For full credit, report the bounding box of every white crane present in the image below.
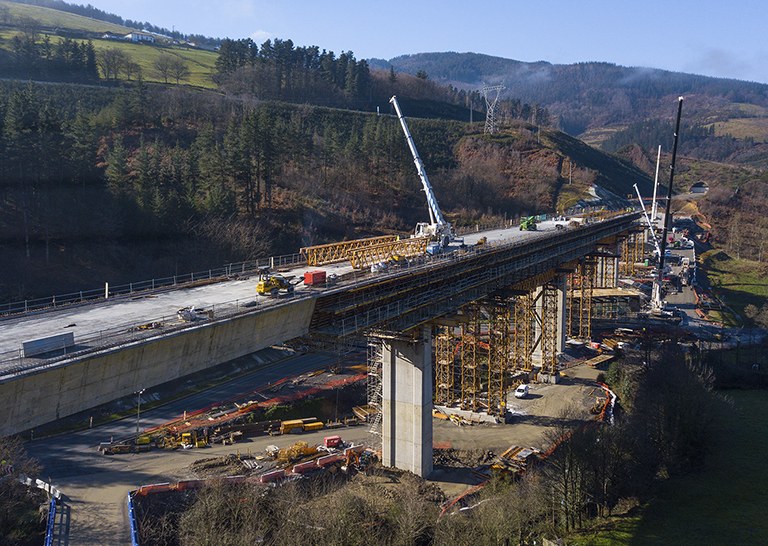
[634,183,665,310]
[389,95,454,247]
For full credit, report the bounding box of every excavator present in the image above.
[256,267,298,296]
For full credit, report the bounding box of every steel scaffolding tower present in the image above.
[603,255,617,288]
[578,258,597,340]
[541,282,559,376]
[488,300,512,416]
[434,327,456,406]
[460,307,484,411]
[514,291,535,372]
[366,337,383,445]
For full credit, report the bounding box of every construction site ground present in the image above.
[28,343,604,544]
[430,362,602,496]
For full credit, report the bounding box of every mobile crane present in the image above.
[390,95,456,248]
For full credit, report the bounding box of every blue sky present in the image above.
[82,0,768,84]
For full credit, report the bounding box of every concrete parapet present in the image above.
[0,299,316,437]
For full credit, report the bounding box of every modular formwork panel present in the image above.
[301,235,398,266]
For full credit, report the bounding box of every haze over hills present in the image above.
[371,52,768,161]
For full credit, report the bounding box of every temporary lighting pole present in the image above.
[136,388,145,437]
[651,145,662,221]
[655,97,684,310]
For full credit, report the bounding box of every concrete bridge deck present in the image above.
[0,214,640,436]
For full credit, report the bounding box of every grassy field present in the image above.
[571,389,768,545]
[701,250,768,320]
[709,117,768,143]
[631,390,768,544]
[0,0,130,33]
[0,1,218,88]
[82,38,218,88]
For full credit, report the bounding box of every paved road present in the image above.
[26,349,345,545]
[0,219,569,366]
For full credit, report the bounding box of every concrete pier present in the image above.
[381,328,433,477]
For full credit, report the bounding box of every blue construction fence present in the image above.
[127,491,140,546]
[44,496,57,546]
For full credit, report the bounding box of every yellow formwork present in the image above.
[301,235,398,266]
[347,237,429,269]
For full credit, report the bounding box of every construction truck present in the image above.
[390,95,458,248]
[256,267,297,296]
[519,216,538,231]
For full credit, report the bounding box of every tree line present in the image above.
[3,29,99,82]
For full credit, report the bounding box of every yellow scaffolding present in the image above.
[434,327,455,406]
[488,301,512,417]
[541,282,559,376]
[347,237,430,269]
[301,235,398,266]
[460,308,484,412]
[513,291,535,373]
[578,257,596,340]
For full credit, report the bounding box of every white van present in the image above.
[514,384,529,399]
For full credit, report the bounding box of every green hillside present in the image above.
[0,0,218,87]
[0,0,130,33]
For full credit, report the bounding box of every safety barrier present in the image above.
[127,492,140,546]
[44,496,57,546]
[0,253,305,319]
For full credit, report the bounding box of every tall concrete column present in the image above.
[381,327,433,477]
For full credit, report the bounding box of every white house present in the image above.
[124,32,155,44]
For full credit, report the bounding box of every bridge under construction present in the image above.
[0,212,644,477]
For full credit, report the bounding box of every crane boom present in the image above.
[389,95,451,242]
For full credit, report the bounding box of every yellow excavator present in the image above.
[256,267,298,296]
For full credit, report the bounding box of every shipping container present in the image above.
[323,435,342,448]
[303,421,324,432]
[304,270,326,285]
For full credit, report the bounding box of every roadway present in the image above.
[0,219,571,371]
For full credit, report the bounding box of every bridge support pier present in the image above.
[381,327,433,478]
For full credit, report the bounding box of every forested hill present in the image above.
[371,52,768,165]
[0,1,764,304]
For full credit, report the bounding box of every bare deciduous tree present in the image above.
[98,47,130,80]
